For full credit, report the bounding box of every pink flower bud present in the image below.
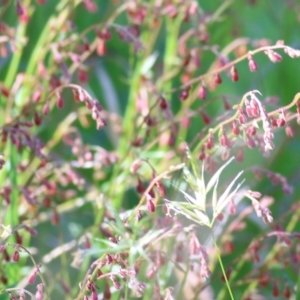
[198,85,206,100]
[266,49,282,63]
[206,133,214,150]
[248,56,258,72]
[12,248,20,262]
[78,68,88,83]
[147,198,156,213]
[179,87,190,101]
[42,102,50,116]
[33,90,41,103]
[28,267,38,284]
[16,0,24,16]
[36,283,44,300]
[285,124,294,137]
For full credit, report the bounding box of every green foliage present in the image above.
[1,0,300,299]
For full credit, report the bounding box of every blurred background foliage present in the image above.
[1,0,300,299]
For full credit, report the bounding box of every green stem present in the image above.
[213,231,235,300]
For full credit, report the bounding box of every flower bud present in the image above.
[179,87,190,101]
[214,73,222,85]
[248,54,258,72]
[198,84,206,100]
[230,66,239,82]
[266,49,282,63]
[34,111,42,126]
[200,110,211,125]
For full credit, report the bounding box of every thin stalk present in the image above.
[212,231,235,300]
[177,255,190,300]
[6,243,51,300]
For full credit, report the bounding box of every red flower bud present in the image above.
[159,97,168,109]
[283,284,291,299]
[214,73,222,85]
[12,249,20,262]
[223,97,231,110]
[272,280,280,297]
[34,111,42,126]
[200,110,211,125]
[198,147,205,161]
[147,198,156,213]
[230,66,239,82]
[179,87,190,101]
[78,68,88,83]
[56,93,64,109]
[232,120,240,135]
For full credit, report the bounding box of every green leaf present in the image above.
[215,173,244,216]
[206,157,235,194]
